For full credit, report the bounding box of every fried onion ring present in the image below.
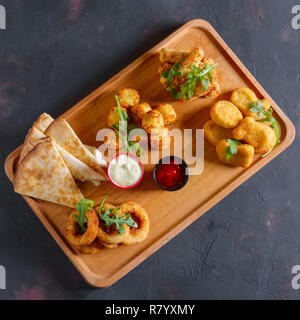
[97,203,129,245]
[75,238,103,255]
[66,209,99,247]
[120,201,149,245]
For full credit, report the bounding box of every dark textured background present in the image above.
[0,0,299,300]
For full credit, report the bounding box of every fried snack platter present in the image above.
[4,20,295,287]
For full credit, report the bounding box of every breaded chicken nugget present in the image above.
[155,103,177,126]
[210,100,243,128]
[149,128,171,150]
[142,110,164,134]
[107,106,128,128]
[181,47,204,74]
[216,139,254,168]
[232,117,277,154]
[203,120,232,146]
[118,88,140,108]
[129,102,152,123]
[159,48,190,64]
[196,57,220,98]
[230,87,258,117]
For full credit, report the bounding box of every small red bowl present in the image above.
[107,153,144,189]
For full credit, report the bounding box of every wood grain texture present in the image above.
[4,19,295,287]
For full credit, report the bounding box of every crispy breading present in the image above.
[141,110,164,134]
[129,102,152,123]
[210,100,243,128]
[203,120,232,146]
[159,48,190,64]
[149,128,171,150]
[230,87,258,117]
[216,139,254,168]
[107,106,128,128]
[232,117,277,154]
[155,103,177,126]
[118,88,140,108]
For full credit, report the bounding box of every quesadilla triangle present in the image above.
[14,139,83,208]
[45,118,107,181]
[33,113,54,133]
[56,144,104,184]
[18,113,54,166]
[19,127,46,164]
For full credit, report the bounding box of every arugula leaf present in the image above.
[225,139,242,160]
[162,62,183,89]
[73,198,95,234]
[112,96,143,156]
[99,204,138,235]
[115,95,128,122]
[249,100,280,145]
[179,63,217,100]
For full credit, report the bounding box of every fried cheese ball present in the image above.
[232,117,277,154]
[203,120,232,146]
[155,103,177,126]
[66,209,99,247]
[149,128,171,150]
[129,102,152,123]
[216,139,254,168]
[210,100,243,128]
[120,201,150,245]
[118,88,140,108]
[107,106,128,128]
[141,110,164,134]
[97,203,129,245]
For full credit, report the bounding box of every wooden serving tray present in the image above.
[4,20,295,287]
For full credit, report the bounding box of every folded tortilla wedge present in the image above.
[56,144,104,184]
[18,113,54,165]
[45,118,107,181]
[33,113,54,133]
[14,139,83,208]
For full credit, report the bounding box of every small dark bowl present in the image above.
[153,156,189,191]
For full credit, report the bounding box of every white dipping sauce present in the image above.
[108,154,142,187]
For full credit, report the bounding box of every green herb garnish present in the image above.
[249,99,280,145]
[162,62,217,100]
[112,95,143,156]
[225,139,242,160]
[98,195,138,235]
[73,198,95,234]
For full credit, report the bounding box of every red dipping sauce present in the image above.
[154,159,187,190]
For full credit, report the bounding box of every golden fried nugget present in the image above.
[210,100,243,128]
[159,48,190,64]
[107,106,128,128]
[261,99,271,112]
[230,87,258,117]
[118,88,140,108]
[149,128,171,150]
[129,102,152,123]
[232,117,277,154]
[141,110,164,134]
[216,139,254,168]
[155,103,177,126]
[203,120,232,146]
